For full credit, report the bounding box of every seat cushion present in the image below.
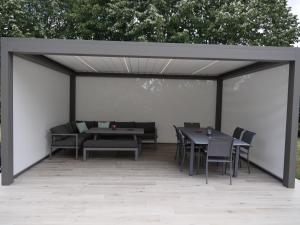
[52,136,86,147]
[83,140,138,148]
[135,122,155,133]
[140,133,156,139]
[78,133,93,139]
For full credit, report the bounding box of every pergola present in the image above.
[1,38,299,188]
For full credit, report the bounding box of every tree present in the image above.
[0,0,299,46]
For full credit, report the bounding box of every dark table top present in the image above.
[86,127,144,135]
[178,127,249,146]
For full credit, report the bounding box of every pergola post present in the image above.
[1,39,14,185]
[215,78,223,131]
[283,59,300,188]
[70,75,76,121]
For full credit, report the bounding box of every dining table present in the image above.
[178,127,250,177]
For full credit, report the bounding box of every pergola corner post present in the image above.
[215,78,223,131]
[283,57,300,188]
[1,38,14,185]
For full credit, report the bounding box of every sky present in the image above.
[288,0,300,46]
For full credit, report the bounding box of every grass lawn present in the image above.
[297,139,300,179]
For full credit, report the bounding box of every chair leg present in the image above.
[50,147,52,159]
[197,153,201,174]
[135,149,138,161]
[180,151,186,172]
[229,162,232,185]
[83,149,86,161]
[222,162,225,175]
[75,146,78,160]
[206,160,208,184]
[247,153,251,174]
[175,143,179,160]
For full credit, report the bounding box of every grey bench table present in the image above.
[83,139,139,160]
[178,127,249,177]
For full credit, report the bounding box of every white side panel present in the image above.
[222,65,289,178]
[13,56,70,175]
[76,77,216,142]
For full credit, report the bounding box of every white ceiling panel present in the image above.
[195,61,255,75]
[45,55,256,76]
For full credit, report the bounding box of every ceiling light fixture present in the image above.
[123,57,130,73]
[160,59,173,74]
[192,60,219,75]
[75,56,98,72]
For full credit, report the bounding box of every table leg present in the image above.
[93,134,97,140]
[189,142,195,176]
[234,146,240,177]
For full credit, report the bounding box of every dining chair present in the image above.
[239,130,256,174]
[173,125,181,161]
[184,122,200,128]
[232,127,244,139]
[205,136,234,185]
[177,130,201,172]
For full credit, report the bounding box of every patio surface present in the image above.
[1,144,300,225]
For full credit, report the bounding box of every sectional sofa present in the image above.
[50,121,157,159]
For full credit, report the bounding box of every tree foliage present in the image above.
[0,0,299,46]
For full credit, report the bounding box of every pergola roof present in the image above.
[45,55,255,76]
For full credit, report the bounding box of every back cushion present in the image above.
[135,122,155,133]
[77,121,96,129]
[113,122,135,128]
[76,122,88,133]
[98,121,110,128]
[50,124,70,134]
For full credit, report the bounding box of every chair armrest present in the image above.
[51,133,77,137]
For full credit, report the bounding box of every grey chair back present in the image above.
[173,125,180,141]
[177,130,186,149]
[241,130,256,150]
[207,137,233,159]
[232,127,244,139]
[184,122,200,128]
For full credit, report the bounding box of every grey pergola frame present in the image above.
[1,37,299,188]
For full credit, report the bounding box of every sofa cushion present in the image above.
[70,121,78,133]
[65,123,76,133]
[83,139,138,148]
[76,121,96,129]
[98,121,110,128]
[52,136,86,147]
[76,122,88,133]
[140,133,156,139]
[50,124,71,134]
[135,122,155,133]
[112,122,135,128]
[78,133,93,139]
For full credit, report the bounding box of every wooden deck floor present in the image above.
[1,144,300,225]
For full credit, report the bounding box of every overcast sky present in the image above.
[288,0,300,46]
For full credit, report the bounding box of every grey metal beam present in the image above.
[283,60,300,188]
[3,38,296,61]
[219,62,288,80]
[215,79,223,131]
[1,39,14,185]
[15,54,75,75]
[77,72,217,80]
[70,75,76,121]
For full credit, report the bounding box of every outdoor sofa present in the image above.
[50,121,157,159]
